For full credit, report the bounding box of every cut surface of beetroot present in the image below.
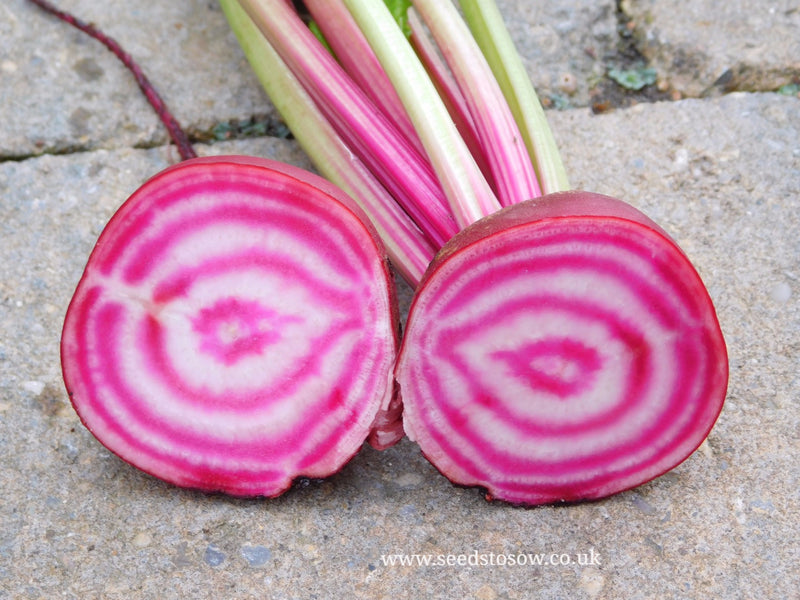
[396,191,728,505]
[61,156,399,496]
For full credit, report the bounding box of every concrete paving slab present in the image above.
[622,0,800,96]
[2,91,798,598]
[492,0,619,106]
[1,0,276,158]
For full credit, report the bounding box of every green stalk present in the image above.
[459,0,570,194]
[342,0,501,229]
[220,0,435,285]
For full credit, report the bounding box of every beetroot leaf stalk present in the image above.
[302,0,425,156]
[459,0,570,194]
[220,0,435,285]
[406,8,496,191]
[237,0,460,247]
[409,0,541,205]
[341,0,502,227]
[39,0,405,495]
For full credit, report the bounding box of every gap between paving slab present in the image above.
[621,0,800,97]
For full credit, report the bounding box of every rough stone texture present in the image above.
[622,0,800,96]
[492,0,619,107]
[1,1,799,599]
[1,0,275,158]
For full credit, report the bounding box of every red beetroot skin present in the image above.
[61,156,401,497]
[396,191,728,506]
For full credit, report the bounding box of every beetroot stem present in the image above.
[239,0,459,246]
[411,0,541,206]
[220,0,435,285]
[459,0,569,194]
[27,0,197,161]
[303,0,425,156]
[407,9,495,193]
[342,0,501,228]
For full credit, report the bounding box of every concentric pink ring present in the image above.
[397,200,727,505]
[62,157,397,496]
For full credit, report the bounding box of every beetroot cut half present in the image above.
[61,155,401,497]
[396,191,728,506]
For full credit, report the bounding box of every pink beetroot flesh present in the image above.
[396,191,728,505]
[61,156,400,496]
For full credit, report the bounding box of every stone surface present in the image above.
[622,0,800,96]
[1,0,275,158]
[492,0,619,107]
[1,1,799,599]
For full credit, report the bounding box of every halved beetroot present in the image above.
[396,191,728,505]
[61,156,400,496]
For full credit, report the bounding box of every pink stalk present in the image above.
[221,0,435,285]
[303,0,425,156]
[459,0,570,193]
[410,0,541,205]
[407,9,495,192]
[239,0,458,247]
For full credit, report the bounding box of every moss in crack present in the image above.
[608,66,657,91]
[588,1,672,113]
[777,82,800,98]
[195,116,294,144]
